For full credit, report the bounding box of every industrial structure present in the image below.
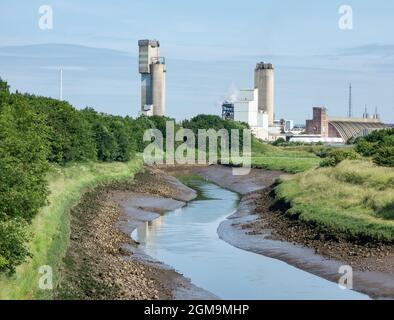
[255,62,275,125]
[222,101,234,120]
[305,107,388,143]
[221,62,276,141]
[221,65,388,144]
[138,40,166,116]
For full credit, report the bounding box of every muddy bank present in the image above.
[165,165,394,299]
[56,168,216,300]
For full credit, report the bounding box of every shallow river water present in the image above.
[132,180,369,300]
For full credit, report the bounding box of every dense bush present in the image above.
[0,81,50,273]
[355,129,394,159]
[320,149,360,167]
[355,139,375,157]
[373,146,394,167]
[0,219,31,274]
[271,137,286,146]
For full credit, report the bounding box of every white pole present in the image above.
[59,68,63,101]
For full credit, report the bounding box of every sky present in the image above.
[0,0,393,123]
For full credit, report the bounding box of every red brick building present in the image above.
[306,107,387,142]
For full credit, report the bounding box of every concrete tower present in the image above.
[138,40,166,116]
[254,62,275,125]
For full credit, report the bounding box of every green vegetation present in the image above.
[3,73,393,300]
[319,149,360,167]
[276,160,394,243]
[374,146,394,167]
[354,128,394,167]
[250,140,321,173]
[0,160,142,300]
[0,77,155,274]
[185,118,322,173]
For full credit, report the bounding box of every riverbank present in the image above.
[0,160,142,300]
[56,168,217,300]
[164,165,394,299]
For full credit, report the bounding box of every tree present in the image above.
[0,98,49,273]
[0,78,10,93]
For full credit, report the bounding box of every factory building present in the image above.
[222,62,276,141]
[305,107,388,143]
[233,89,269,140]
[138,40,166,116]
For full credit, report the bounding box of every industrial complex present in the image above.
[221,62,388,143]
[137,39,388,144]
[302,107,388,143]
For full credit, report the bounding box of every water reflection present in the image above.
[132,180,369,300]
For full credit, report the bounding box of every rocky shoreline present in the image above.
[56,168,217,300]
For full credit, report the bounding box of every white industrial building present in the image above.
[233,89,269,140]
[223,62,279,141]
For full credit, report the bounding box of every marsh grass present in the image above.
[250,140,321,173]
[276,160,394,242]
[0,159,142,300]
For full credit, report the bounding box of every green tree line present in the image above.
[0,78,251,274]
[0,78,163,273]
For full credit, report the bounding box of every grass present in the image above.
[275,160,394,243]
[222,140,321,174]
[0,158,142,300]
[250,140,321,173]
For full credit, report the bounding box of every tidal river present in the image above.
[132,180,369,300]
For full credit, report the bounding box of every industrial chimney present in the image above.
[255,62,275,125]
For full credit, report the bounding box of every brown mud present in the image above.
[164,165,394,300]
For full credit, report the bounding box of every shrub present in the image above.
[320,149,360,167]
[0,219,31,274]
[272,137,286,146]
[373,146,394,167]
[354,128,394,162]
[355,139,376,157]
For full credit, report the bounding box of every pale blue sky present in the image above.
[0,0,393,123]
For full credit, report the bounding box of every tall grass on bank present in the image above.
[276,160,394,243]
[250,140,321,173]
[0,159,142,300]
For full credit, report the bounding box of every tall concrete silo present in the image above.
[138,40,166,116]
[151,60,166,116]
[254,62,275,125]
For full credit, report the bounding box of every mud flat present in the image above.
[167,165,393,300]
[57,164,393,300]
[56,168,217,300]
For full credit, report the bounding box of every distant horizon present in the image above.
[1,0,394,124]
